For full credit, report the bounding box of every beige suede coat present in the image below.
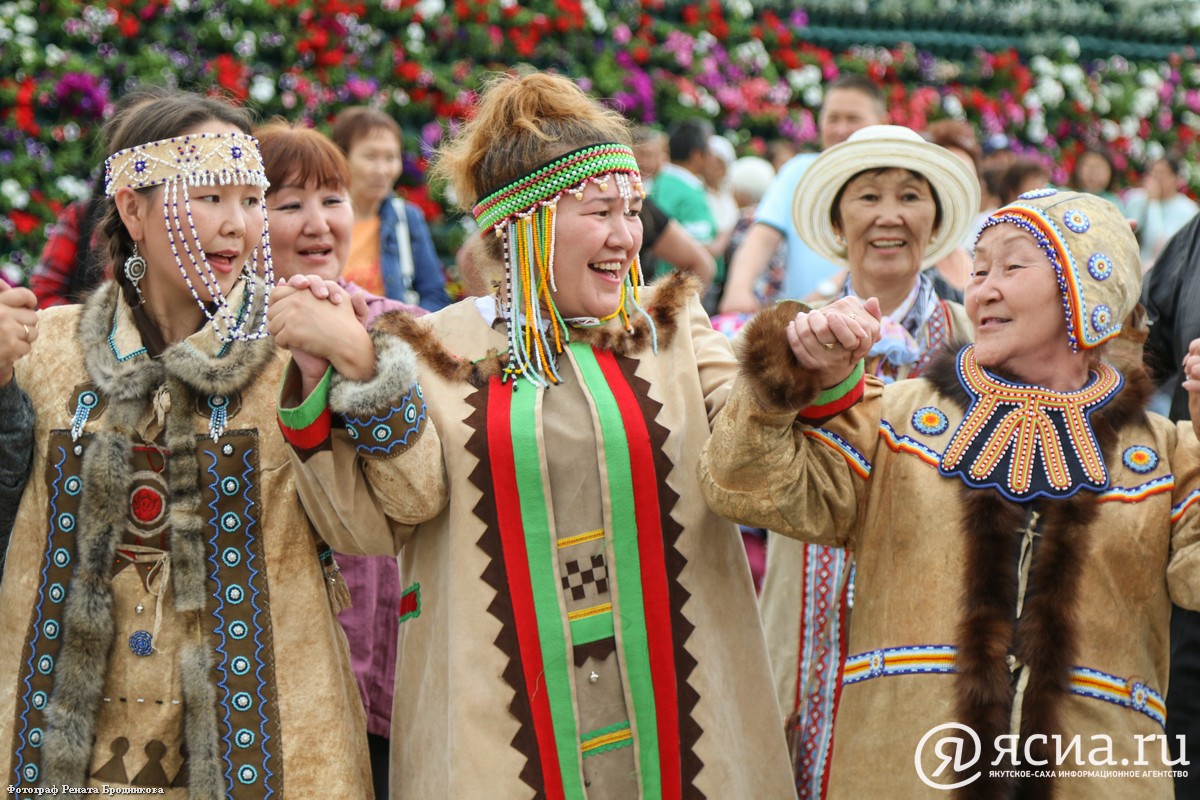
[700,301,1200,799]
[290,273,796,799]
[0,283,371,798]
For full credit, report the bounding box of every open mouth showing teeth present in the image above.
[589,262,622,273]
[207,252,236,268]
[300,248,332,257]
[870,240,907,249]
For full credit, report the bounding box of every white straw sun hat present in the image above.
[792,124,981,268]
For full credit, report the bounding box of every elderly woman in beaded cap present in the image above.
[273,69,793,798]
[0,89,428,798]
[701,188,1200,799]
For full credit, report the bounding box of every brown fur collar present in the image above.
[735,300,823,413]
[926,347,1152,800]
[371,270,698,385]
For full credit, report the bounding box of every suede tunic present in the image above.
[289,273,796,799]
[0,283,372,798]
[701,303,1200,799]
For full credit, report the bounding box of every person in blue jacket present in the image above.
[331,106,451,311]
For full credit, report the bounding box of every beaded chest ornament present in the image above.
[472,143,650,387]
[104,131,274,343]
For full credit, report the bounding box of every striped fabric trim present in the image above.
[843,645,1167,729]
[558,529,604,548]
[569,607,615,646]
[843,645,956,685]
[799,362,866,424]
[486,377,576,800]
[802,428,871,479]
[1172,487,1200,523]
[581,721,634,758]
[576,344,680,798]
[1097,475,1174,504]
[1071,667,1167,728]
[567,602,612,622]
[879,420,941,468]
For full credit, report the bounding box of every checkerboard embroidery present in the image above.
[561,554,609,601]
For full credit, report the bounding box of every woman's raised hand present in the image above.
[786,296,882,387]
[1183,338,1200,438]
[0,284,39,387]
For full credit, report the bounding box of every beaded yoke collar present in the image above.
[938,345,1123,501]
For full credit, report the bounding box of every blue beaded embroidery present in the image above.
[1092,305,1112,332]
[1087,253,1113,281]
[1063,209,1090,233]
[1019,188,1058,199]
[129,630,154,657]
[912,407,949,436]
[1123,445,1159,474]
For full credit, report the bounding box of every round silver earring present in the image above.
[124,243,147,305]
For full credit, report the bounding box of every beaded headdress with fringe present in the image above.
[472,142,650,387]
[104,131,273,343]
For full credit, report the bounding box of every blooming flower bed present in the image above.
[1,0,1198,284]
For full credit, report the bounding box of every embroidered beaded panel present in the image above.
[198,429,283,798]
[10,431,90,792]
[9,429,283,798]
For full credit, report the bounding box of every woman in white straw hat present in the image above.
[701,188,1200,797]
[754,123,980,797]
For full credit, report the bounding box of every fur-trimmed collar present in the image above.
[372,270,698,386]
[925,345,1152,800]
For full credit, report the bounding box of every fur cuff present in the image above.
[330,329,419,418]
[736,300,824,414]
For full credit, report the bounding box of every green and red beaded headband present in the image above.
[472,143,642,233]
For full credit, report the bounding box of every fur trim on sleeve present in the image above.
[736,300,824,414]
[329,329,420,417]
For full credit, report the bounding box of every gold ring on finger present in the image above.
[823,342,835,350]
[21,324,29,342]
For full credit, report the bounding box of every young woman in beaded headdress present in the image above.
[0,90,416,798]
[701,189,1200,799]
[271,70,794,798]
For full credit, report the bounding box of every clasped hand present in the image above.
[0,283,39,388]
[268,275,376,395]
[786,296,882,387]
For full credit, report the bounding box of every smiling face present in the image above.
[967,223,1083,387]
[125,121,265,312]
[545,180,644,320]
[266,175,353,282]
[834,168,938,299]
[346,127,403,213]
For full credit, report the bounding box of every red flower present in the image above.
[9,210,41,236]
[209,54,249,101]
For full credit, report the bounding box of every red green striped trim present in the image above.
[277,366,333,449]
[576,344,680,798]
[799,361,865,424]
[486,377,576,800]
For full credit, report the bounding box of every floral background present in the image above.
[2,0,1199,285]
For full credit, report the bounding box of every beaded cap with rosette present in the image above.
[103,131,274,343]
[470,143,651,388]
[977,189,1139,352]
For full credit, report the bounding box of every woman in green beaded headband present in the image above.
[282,70,797,797]
[433,72,652,387]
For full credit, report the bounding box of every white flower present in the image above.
[1030,54,1054,76]
[1138,68,1163,89]
[1026,115,1047,145]
[726,0,753,17]
[55,175,91,201]
[13,13,34,35]
[1035,78,1064,107]
[1061,36,1080,59]
[1131,87,1158,118]
[415,0,444,17]
[1100,119,1120,141]
[1146,140,1165,161]
[250,74,275,104]
[1120,116,1140,139]
[787,65,822,91]
[2,178,30,209]
[803,85,823,107]
[44,43,66,66]
[942,94,964,119]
